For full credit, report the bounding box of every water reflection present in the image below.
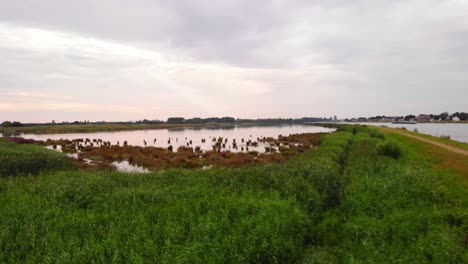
[111,161,149,173]
[16,124,335,152]
[1,131,22,137]
[46,145,93,164]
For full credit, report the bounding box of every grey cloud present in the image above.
[0,0,467,121]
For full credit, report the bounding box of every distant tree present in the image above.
[185,118,203,124]
[404,115,416,121]
[1,121,23,127]
[1,121,12,127]
[439,112,449,120]
[452,112,468,121]
[167,117,185,124]
[220,117,236,123]
[11,121,23,127]
[135,119,163,124]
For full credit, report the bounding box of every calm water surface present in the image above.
[13,124,335,152]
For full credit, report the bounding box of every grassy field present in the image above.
[0,126,466,263]
[0,138,71,176]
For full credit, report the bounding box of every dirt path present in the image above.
[379,127,468,156]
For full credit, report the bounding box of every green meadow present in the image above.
[0,125,466,263]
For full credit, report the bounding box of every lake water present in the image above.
[351,122,468,143]
[10,124,335,152]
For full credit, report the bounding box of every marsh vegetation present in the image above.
[0,125,466,263]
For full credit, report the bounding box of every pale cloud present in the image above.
[0,102,167,113]
[0,0,467,122]
[0,23,279,121]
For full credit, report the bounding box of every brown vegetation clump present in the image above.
[41,132,326,172]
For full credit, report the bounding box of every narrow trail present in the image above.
[379,127,468,156]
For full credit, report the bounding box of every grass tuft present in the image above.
[0,138,70,177]
[377,139,403,159]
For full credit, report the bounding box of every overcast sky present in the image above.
[0,0,467,122]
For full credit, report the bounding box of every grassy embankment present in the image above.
[381,125,468,151]
[0,125,466,263]
[302,125,467,263]
[0,139,70,176]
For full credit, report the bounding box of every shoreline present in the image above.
[0,122,320,135]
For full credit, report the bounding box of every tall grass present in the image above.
[304,131,466,263]
[376,139,402,159]
[0,132,352,263]
[0,138,70,177]
[0,127,466,263]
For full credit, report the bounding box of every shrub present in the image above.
[1,121,12,127]
[440,135,451,140]
[376,140,402,159]
[368,129,385,139]
[0,139,69,176]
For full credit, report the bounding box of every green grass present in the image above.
[383,132,468,206]
[379,126,468,151]
[376,139,402,159]
[0,138,70,177]
[0,126,466,263]
[0,133,352,263]
[302,130,467,263]
[0,171,310,263]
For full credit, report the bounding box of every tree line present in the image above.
[1,116,334,127]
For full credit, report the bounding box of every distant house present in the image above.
[384,116,400,122]
[452,116,461,122]
[416,114,431,122]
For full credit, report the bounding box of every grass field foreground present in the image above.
[0,126,466,263]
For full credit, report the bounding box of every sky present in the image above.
[0,0,467,122]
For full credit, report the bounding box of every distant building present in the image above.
[452,116,461,122]
[333,115,337,121]
[383,116,400,122]
[416,114,431,122]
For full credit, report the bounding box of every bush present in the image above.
[368,129,385,139]
[377,140,402,159]
[1,121,22,127]
[1,121,12,127]
[440,135,451,140]
[0,139,69,176]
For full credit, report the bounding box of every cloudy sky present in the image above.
[0,0,467,122]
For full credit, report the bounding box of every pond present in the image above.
[11,124,335,153]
